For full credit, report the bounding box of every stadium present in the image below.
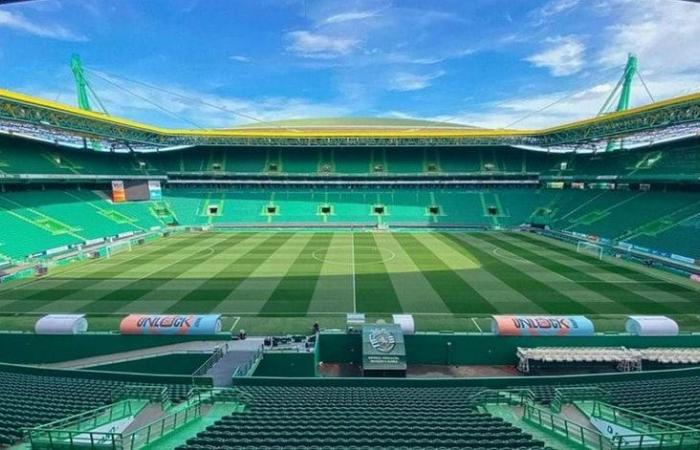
[1,1,700,449]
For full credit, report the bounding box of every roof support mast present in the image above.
[599,54,640,152]
[70,54,109,151]
[71,54,92,111]
[616,54,637,113]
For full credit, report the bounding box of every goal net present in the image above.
[576,241,604,259]
[105,240,132,258]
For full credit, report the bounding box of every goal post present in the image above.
[105,240,132,258]
[576,240,604,260]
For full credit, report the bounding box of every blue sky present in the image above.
[1,0,699,129]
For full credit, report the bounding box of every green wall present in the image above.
[235,365,700,388]
[85,353,211,375]
[0,333,225,364]
[318,332,362,363]
[319,332,700,366]
[253,351,317,377]
[0,361,211,385]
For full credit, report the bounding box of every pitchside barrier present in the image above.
[541,230,700,279]
[316,332,700,367]
[0,333,224,365]
[0,228,189,285]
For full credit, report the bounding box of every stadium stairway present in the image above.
[482,404,570,450]
[19,387,243,450]
[513,373,700,429]
[205,339,264,387]
[0,370,194,448]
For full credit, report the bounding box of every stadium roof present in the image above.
[1,87,699,152]
[233,117,477,130]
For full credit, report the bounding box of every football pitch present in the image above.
[0,230,699,334]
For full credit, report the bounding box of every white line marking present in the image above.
[351,233,357,313]
[491,247,533,264]
[0,234,178,293]
[230,316,241,332]
[471,317,483,333]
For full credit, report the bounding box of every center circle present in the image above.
[311,246,396,266]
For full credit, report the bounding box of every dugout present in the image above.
[35,314,88,335]
[625,316,679,336]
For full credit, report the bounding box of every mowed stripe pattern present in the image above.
[0,231,696,316]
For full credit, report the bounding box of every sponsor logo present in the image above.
[671,254,695,264]
[369,328,397,353]
[511,317,575,330]
[136,315,193,329]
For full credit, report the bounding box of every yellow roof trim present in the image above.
[1,87,699,140]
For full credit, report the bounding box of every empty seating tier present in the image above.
[177,385,550,450]
[0,370,192,447]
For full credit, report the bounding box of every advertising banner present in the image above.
[120,314,222,335]
[670,254,695,265]
[46,245,70,256]
[84,238,105,247]
[617,242,633,251]
[147,180,162,200]
[491,315,595,336]
[111,180,126,203]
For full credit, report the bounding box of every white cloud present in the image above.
[596,0,700,75]
[285,31,360,59]
[538,0,580,17]
[385,53,444,65]
[38,75,352,128]
[0,10,87,41]
[388,70,445,92]
[229,55,251,63]
[323,10,379,25]
[427,69,700,130]
[526,36,585,76]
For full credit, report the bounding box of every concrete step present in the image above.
[207,351,255,387]
[122,403,166,435]
[560,403,596,429]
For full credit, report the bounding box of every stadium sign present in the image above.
[120,314,222,335]
[369,328,397,353]
[491,315,595,336]
[362,324,407,375]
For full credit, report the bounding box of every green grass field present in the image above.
[0,230,698,334]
